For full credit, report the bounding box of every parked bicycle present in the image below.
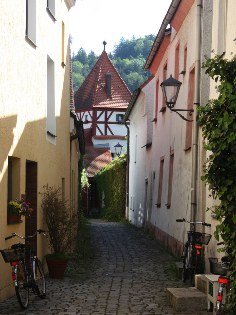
[176,218,212,283]
[0,229,46,309]
[209,242,230,314]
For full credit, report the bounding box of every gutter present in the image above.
[144,0,181,70]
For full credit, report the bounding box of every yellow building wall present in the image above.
[0,0,77,301]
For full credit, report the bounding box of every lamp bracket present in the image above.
[170,108,194,122]
[171,108,194,112]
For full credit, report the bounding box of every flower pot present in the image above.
[46,258,68,279]
[7,213,21,224]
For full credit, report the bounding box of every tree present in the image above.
[125,72,144,92]
[198,53,236,314]
[73,48,88,64]
[87,51,97,68]
[73,72,85,92]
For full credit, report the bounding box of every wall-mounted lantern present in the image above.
[161,75,194,121]
[114,142,123,156]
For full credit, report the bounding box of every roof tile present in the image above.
[74,51,131,111]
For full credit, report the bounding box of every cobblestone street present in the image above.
[0,220,210,315]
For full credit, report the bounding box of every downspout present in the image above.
[191,0,202,222]
[124,120,130,220]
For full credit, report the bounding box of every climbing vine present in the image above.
[198,53,236,313]
[95,154,127,221]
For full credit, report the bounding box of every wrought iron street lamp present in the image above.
[114,142,123,156]
[161,75,194,122]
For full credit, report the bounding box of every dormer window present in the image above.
[105,73,111,97]
[116,114,124,123]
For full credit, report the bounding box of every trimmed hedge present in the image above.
[95,154,127,221]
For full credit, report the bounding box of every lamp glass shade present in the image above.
[161,75,182,109]
[114,142,123,155]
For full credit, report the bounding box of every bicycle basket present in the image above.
[209,258,229,275]
[187,231,212,245]
[0,248,25,263]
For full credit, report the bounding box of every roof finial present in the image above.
[103,41,107,51]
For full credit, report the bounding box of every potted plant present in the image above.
[8,199,33,224]
[40,185,77,279]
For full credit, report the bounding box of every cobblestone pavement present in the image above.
[0,220,211,315]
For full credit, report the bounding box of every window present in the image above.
[47,56,56,139]
[217,0,227,54]
[116,114,124,123]
[62,177,65,201]
[47,0,56,19]
[26,0,36,45]
[185,67,195,150]
[167,150,174,208]
[134,135,137,163]
[7,157,20,224]
[61,21,66,67]
[153,79,159,122]
[156,157,164,207]
[183,45,187,74]
[160,63,167,112]
[175,43,180,80]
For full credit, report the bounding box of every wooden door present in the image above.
[25,161,38,254]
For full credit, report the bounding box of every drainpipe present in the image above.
[191,0,202,222]
[124,120,130,220]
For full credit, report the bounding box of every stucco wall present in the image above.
[0,0,76,301]
[128,79,154,227]
[146,3,196,249]
[128,0,236,264]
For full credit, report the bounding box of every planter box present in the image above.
[7,214,21,224]
[46,258,68,279]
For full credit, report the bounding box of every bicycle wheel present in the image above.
[14,261,29,309]
[34,258,46,298]
[194,252,203,274]
[182,242,189,282]
[215,284,227,314]
[189,254,195,285]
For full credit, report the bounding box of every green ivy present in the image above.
[198,53,236,314]
[95,154,127,221]
[81,168,90,191]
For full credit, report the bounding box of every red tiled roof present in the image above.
[84,145,112,177]
[74,51,132,111]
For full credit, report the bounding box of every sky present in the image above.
[69,0,172,55]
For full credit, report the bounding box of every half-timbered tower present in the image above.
[74,45,131,216]
[74,46,131,160]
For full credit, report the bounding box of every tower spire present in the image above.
[103,41,107,51]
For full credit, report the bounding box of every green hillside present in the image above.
[72,35,155,93]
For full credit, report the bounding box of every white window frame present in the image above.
[47,0,56,19]
[26,0,37,45]
[47,56,56,141]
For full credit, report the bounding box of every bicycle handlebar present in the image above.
[176,218,211,227]
[5,229,46,241]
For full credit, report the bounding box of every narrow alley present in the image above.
[0,220,210,315]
